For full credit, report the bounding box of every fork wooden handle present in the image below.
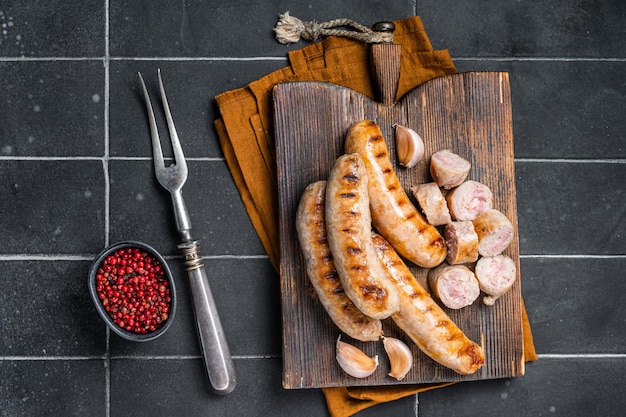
[179,241,236,395]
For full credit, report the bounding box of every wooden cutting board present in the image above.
[274,44,524,389]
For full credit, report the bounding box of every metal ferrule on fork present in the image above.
[178,240,204,271]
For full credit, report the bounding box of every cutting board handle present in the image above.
[370,21,401,106]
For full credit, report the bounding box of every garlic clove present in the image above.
[382,336,413,380]
[336,336,378,378]
[395,125,425,168]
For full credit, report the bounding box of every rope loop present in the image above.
[274,12,394,44]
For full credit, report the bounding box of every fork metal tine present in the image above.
[138,71,165,173]
[157,69,187,175]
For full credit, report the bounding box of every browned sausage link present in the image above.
[295,181,383,341]
[345,120,446,268]
[371,233,485,375]
[325,154,399,320]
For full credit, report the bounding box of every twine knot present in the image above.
[301,21,321,42]
[274,12,394,45]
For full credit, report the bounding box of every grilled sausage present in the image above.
[446,180,493,221]
[296,181,383,341]
[372,233,485,375]
[427,263,480,310]
[411,182,452,226]
[325,153,399,320]
[444,221,479,265]
[430,149,471,189]
[474,254,517,306]
[345,120,446,268]
[473,209,514,257]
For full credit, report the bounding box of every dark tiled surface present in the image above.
[418,0,626,58]
[0,160,106,254]
[0,261,105,356]
[0,61,105,157]
[0,0,104,57]
[0,360,106,417]
[521,258,626,354]
[108,0,414,58]
[419,358,626,416]
[1,1,625,416]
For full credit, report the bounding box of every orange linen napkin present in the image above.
[214,15,537,417]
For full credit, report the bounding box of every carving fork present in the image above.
[138,70,236,395]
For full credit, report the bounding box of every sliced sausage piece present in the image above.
[411,182,451,226]
[446,180,493,221]
[430,149,471,189]
[296,180,383,341]
[325,153,399,320]
[427,263,480,310]
[372,233,485,375]
[444,221,479,265]
[474,254,517,306]
[345,120,446,268]
[473,209,514,257]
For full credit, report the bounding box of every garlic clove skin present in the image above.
[395,125,425,169]
[336,336,378,378]
[382,336,413,380]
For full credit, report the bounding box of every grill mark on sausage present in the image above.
[343,173,359,182]
[347,246,362,255]
[342,210,359,218]
[436,320,450,328]
[316,236,328,246]
[340,192,356,199]
[462,344,486,367]
[359,285,387,300]
[323,269,339,280]
[321,252,332,263]
[332,287,345,295]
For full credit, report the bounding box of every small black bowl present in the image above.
[88,241,176,342]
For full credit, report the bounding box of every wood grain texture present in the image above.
[371,43,402,106]
[274,72,524,389]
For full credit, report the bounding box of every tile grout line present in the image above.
[4,353,626,361]
[1,254,624,261]
[0,56,624,62]
[412,7,423,417]
[0,254,272,261]
[104,1,111,416]
[1,155,625,164]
